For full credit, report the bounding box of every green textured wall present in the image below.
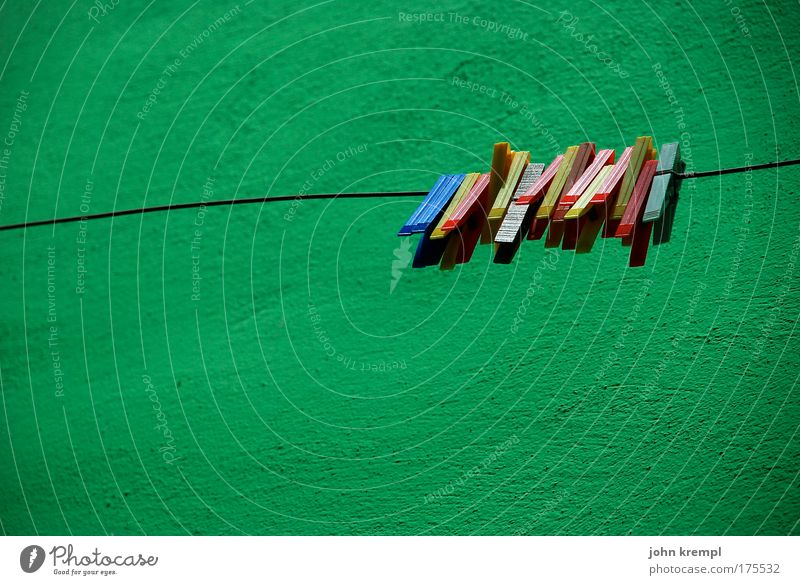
[1,0,798,535]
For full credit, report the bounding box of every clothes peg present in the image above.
[398,174,464,235]
[398,174,447,236]
[562,165,612,250]
[562,165,612,220]
[515,154,564,205]
[615,159,658,240]
[563,142,596,193]
[590,147,634,204]
[493,163,546,264]
[441,173,491,231]
[480,142,513,244]
[487,143,511,208]
[643,142,683,245]
[439,174,491,269]
[614,159,658,265]
[430,173,481,240]
[413,173,481,268]
[548,148,614,248]
[411,176,467,267]
[413,174,465,233]
[528,146,577,239]
[625,159,659,266]
[611,136,653,221]
[564,165,613,253]
[592,145,634,239]
[487,151,531,239]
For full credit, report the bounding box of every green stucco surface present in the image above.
[1,0,798,535]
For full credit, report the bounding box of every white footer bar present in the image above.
[1,536,796,584]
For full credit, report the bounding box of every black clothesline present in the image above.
[0,158,797,233]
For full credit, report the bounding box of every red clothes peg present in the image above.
[548,148,615,249]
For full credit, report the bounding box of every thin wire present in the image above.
[0,158,797,233]
[677,157,800,179]
[0,191,426,232]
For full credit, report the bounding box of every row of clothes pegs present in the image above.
[397,137,683,269]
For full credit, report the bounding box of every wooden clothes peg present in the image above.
[493,162,546,264]
[615,159,658,266]
[643,142,683,245]
[487,150,531,240]
[398,174,464,235]
[440,174,492,270]
[481,142,513,244]
[411,175,467,267]
[549,148,615,249]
